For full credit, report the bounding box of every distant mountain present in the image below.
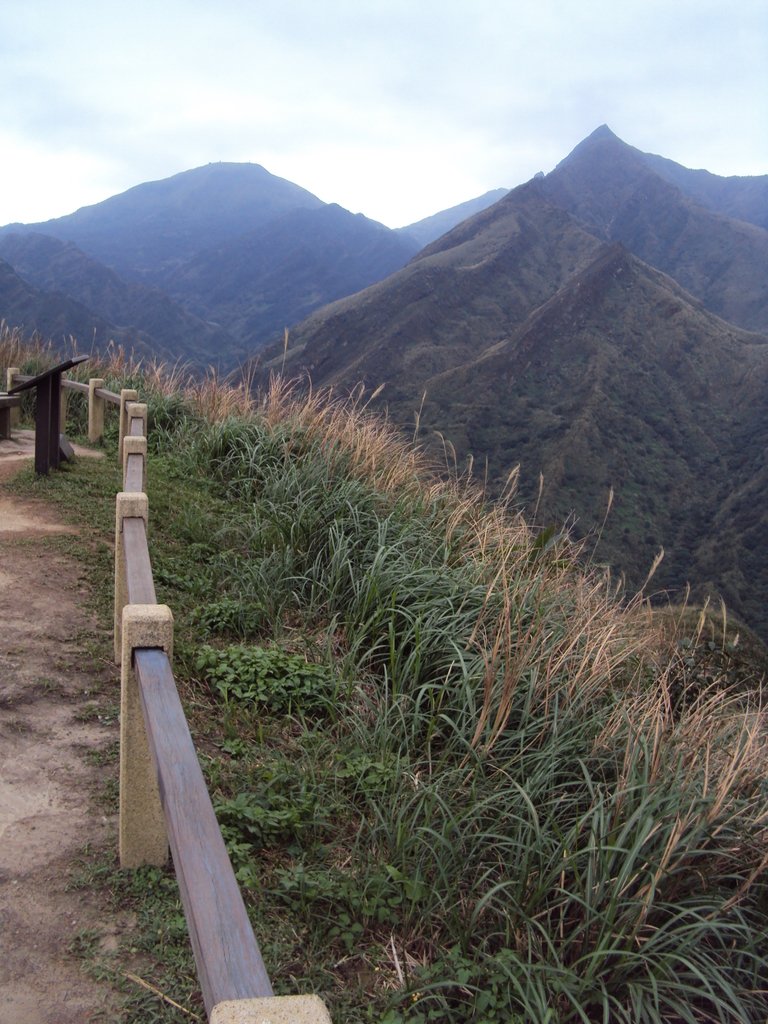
[397,188,509,247]
[0,256,155,358]
[0,232,241,367]
[0,162,424,364]
[540,126,768,332]
[267,181,606,391]
[638,150,768,232]
[1,163,325,282]
[163,203,420,350]
[263,129,768,638]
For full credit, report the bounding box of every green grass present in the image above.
[5,337,768,1022]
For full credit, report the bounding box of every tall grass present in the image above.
[6,333,768,1022]
[153,373,768,1021]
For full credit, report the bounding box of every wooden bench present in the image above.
[0,394,22,440]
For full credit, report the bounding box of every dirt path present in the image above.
[0,432,125,1023]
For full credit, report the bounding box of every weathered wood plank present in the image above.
[129,415,144,436]
[134,648,274,1013]
[124,452,144,493]
[123,518,157,605]
[94,387,121,405]
[63,379,89,395]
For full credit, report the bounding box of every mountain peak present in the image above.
[555,125,631,173]
[588,124,619,142]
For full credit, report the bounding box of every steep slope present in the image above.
[0,232,241,367]
[1,163,325,282]
[273,181,605,393]
[264,130,768,636]
[541,126,768,332]
[417,245,768,625]
[164,204,420,350]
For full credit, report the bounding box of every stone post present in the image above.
[88,378,106,442]
[118,388,139,462]
[211,996,333,1024]
[119,603,172,868]
[123,435,148,492]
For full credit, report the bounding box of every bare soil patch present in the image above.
[0,433,126,1023]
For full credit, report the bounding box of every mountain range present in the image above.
[260,126,768,637]
[2,126,767,638]
[0,163,502,367]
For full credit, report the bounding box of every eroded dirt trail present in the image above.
[0,432,124,1023]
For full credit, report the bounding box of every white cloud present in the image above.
[0,0,765,227]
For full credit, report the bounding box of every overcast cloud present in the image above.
[0,0,765,228]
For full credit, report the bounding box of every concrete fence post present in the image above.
[88,377,106,442]
[114,491,149,663]
[119,603,173,868]
[118,388,139,462]
[126,400,148,442]
[211,996,333,1024]
[123,434,148,492]
[6,367,20,426]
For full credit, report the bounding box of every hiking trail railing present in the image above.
[5,368,332,1024]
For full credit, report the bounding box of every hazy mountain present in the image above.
[263,129,768,636]
[0,256,155,358]
[397,188,509,247]
[0,162,423,362]
[163,203,420,350]
[1,162,325,282]
[0,232,241,367]
[541,126,768,332]
[638,151,768,232]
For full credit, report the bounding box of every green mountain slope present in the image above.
[273,181,606,392]
[263,130,768,637]
[418,244,768,623]
[542,126,768,332]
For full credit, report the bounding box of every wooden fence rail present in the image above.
[4,368,332,1024]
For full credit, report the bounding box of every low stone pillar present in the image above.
[118,388,139,462]
[88,378,106,442]
[119,603,172,868]
[114,491,148,663]
[211,995,333,1024]
[126,400,148,441]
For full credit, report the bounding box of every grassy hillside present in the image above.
[5,332,768,1023]
[263,156,768,643]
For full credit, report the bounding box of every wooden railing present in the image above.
[5,367,332,1024]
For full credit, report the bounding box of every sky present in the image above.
[1,0,766,230]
